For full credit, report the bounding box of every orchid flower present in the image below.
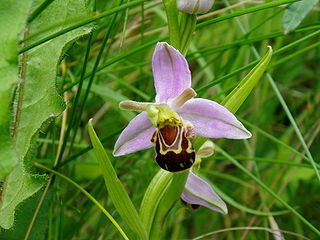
[113,42,251,213]
[113,42,251,171]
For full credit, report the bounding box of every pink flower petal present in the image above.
[113,112,155,156]
[179,98,252,139]
[177,0,214,14]
[152,42,191,103]
[181,172,227,214]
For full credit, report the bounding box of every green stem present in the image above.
[163,0,180,49]
[180,13,197,55]
[139,169,173,235]
[65,4,120,164]
[149,170,189,239]
[56,34,93,168]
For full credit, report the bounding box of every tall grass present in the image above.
[0,0,319,239]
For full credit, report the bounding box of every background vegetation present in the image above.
[0,0,319,239]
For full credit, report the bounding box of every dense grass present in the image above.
[0,0,319,239]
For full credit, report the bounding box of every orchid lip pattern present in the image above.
[113,42,251,158]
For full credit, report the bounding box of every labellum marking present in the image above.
[151,124,195,172]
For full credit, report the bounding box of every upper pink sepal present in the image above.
[152,42,191,103]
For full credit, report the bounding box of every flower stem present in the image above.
[163,0,180,49]
[149,170,189,239]
[179,13,197,55]
[139,169,173,235]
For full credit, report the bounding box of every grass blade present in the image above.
[216,146,320,237]
[33,162,129,240]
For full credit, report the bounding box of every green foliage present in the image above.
[0,163,46,229]
[0,0,89,230]
[222,46,273,113]
[0,189,51,240]
[32,161,129,240]
[282,0,319,34]
[139,169,172,234]
[14,0,89,158]
[0,0,319,239]
[88,120,148,240]
[149,171,189,240]
[91,83,135,121]
[0,0,33,179]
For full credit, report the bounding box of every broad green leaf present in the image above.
[0,0,33,179]
[0,0,90,229]
[0,188,51,240]
[87,120,148,240]
[282,0,319,34]
[221,46,273,114]
[0,163,46,229]
[14,0,90,157]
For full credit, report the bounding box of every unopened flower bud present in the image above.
[196,140,214,158]
[177,0,214,14]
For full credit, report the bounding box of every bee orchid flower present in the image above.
[113,42,251,173]
[113,42,251,214]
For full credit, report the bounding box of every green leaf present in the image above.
[87,120,148,240]
[282,0,319,34]
[0,163,46,229]
[14,0,90,157]
[0,0,90,229]
[221,46,273,114]
[0,0,33,179]
[0,188,51,240]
